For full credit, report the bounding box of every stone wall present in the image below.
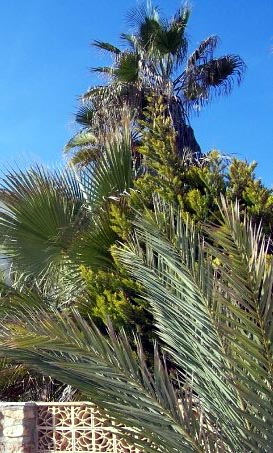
[0,403,36,452]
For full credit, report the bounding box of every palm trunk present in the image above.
[169,97,202,159]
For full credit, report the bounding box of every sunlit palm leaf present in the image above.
[0,306,219,452]
[64,131,98,152]
[0,167,84,284]
[80,131,134,208]
[68,147,101,168]
[114,198,273,450]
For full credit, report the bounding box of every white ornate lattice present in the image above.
[37,403,143,453]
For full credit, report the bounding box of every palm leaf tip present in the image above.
[187,36,220,67]
[64,131,98,153]
[171,5,191,33]
[126,3,160,30]
[92,40,121,55]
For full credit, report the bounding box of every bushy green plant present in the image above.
[0,198,272,451]
[133,96,273,230]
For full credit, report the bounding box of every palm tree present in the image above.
[0,198,272,451]
[66,3,245,166]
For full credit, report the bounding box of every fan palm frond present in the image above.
[75,103,96,126]
[181,53,246,107]
[120,33,138,50]
[154,6,189,69]
[70,212,117,270]
[126,3,160,32]
[64,130,101,168]
[0,124,134,288]
[113,53,140,83]
[80,129,134,209]
[68,147,101,168]
[187,36,219,67]
[0,167,84,285]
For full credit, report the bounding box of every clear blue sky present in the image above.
[0,0,272,185]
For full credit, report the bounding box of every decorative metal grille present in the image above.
[37,402,142,453]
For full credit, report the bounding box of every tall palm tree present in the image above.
[0,198,272,451]
[66,3,245,165]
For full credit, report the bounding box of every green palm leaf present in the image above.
[64,131,98,152]
[181,53,246,106]
[113,53,139,83]
[114,198,273,450]
[0,306,218,452]
[92,40,121,55]
[80,131,134,209]
[0,167,84,284]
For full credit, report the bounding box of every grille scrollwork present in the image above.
[37,403,142,452]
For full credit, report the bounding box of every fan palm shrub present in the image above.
[0,197,272,451]
[0,131,134,289]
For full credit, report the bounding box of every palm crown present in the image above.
[65,3,245,165]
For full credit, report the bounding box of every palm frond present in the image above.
[92,40,121,55]
[70,212,117,270]
[126,3,160,31]
[120,33,138,50]
[64,130,101,168]
[75,104,95,126]
[68,147,101,168]
[64,131,98,153]
[91,66,115,76]
[0,306,219,452]
[114,53,139,83]
[171,6,190,34]
[199,55,245,89]
[181,53,246,107]
[0,167,84,285]
[162,6,190,65]
[114,198,273,450]
[80,130,134,209]
[187,36,219,67]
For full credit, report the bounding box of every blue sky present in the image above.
[0,0,272,185]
